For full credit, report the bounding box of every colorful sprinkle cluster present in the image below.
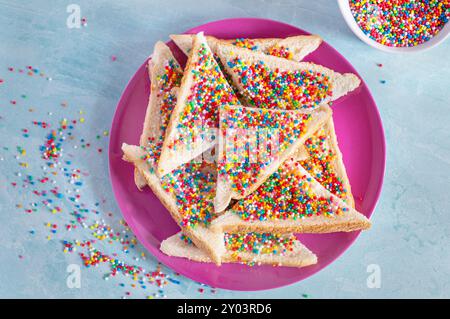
[141,58,182,171]
[226,58,332,109]
[232,161,348,221]
[350,0,450,47]
[41,130,61,161]
[231,39,294,60]
[180,233,193,244]
[232,38,259,50]
[267,45,294,60]
[171,42,238,149]
[154,59,182,140]
[300,127,349,202]
[224,233,296,255]
[89,220,137,252]
[218,105,311,196]
[79,240,168,287]
[40,119,76,162]
[161,162,216,227]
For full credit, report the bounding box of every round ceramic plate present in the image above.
[109,18,385,291]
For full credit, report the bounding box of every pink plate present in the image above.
[108,18,385,291]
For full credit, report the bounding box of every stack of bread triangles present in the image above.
[122,32,370,268]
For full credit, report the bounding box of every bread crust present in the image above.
[170,34,322,62]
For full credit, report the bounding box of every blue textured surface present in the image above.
[0,0,449,298]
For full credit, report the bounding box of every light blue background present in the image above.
[0,0,449,298]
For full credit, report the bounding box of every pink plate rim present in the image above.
[108,17,386,291]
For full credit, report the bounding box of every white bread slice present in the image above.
[297,116,355,208]
[134,41,183,189]
[213,42,361,110]
[122,143,225,265]
[160,232,317,268]
[211,159,370,234]
[170,34,322,62]
[158,32,239,176]
[215,104,332,212]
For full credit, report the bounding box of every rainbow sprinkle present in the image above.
[180,233,193,244]
[40,118,83,162]
[231,39,294,60]
[232,38,259,51]
[225,233,296,255]
[232,161,348,221]
[79,241,168,288]
[350,0,450,47]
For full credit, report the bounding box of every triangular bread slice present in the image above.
[211,159,370,233]
[214,42,361,110]
[158,32,239,176]
[170,34,322,62]
[122,144,225,265]
[134,41,183,189]
[215,104,332,212]
[297,116,355,208]
[161,231,317,268]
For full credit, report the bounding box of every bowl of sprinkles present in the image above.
[338,0,450,52]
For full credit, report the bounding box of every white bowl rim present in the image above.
[337,0,450,53]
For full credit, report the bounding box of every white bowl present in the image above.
[337,0,450,53]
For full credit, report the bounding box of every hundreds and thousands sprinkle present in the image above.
[349,0,450,47]
[267,45,294,60]
[181,232,297,257]
[231,39,294,60]
[79,241,169,287]
[218,105,311,196]
[226,57,332,109]
[232,38,259,51]
[232,161,348,221]
[224,233,296,255]
[40,119,74,162]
